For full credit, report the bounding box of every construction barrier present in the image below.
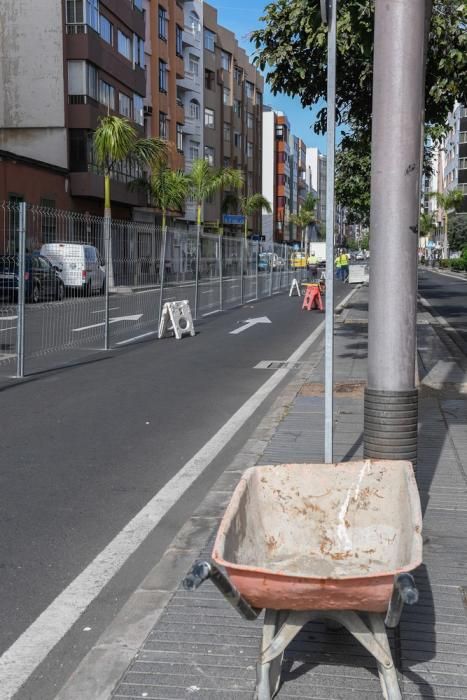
[159,300,196,340]
[289,278,301,297]
[302,283,323,311]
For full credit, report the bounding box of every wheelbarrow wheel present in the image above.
[256,610,287,700]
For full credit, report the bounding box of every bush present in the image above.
[450,258,467,272]
[439,259,449,268]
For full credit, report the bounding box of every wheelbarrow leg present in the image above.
[256,611,314,700]
[256,610,288,700]
[368,614,402,700]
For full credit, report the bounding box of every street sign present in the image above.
[223,214,245,225]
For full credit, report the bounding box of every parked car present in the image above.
[0,254,65,303]
[258,253,270,272]
[355,251,365,261]
[40,243,106,295]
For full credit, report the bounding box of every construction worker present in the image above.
[335,251,342,280]
[340,249,350,282]
[307,250,318,280]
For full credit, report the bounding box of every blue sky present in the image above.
[209,0,328,152]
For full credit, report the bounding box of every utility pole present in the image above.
[322,0,337,464]
[364,0,430,468]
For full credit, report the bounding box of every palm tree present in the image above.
[93,115,167,287]
[290,208,316,252]
[222,192,272,241]
[132,158,189,317]
[187,159,244,318]
[429,189,464,258]
[419,212,435,239]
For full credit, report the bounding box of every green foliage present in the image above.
[448,213,467,250]
[252,0,467,222]
[133,159,189,228]
[93,116,167,176]
[439,259,450,268]
[302,192,317,213]
[419,212,436,238]
[187,159,244,208]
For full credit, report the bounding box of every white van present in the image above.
[40,243,106,294]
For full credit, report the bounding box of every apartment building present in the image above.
[288,134,308,240]
[306,147,327,231]
[144,0,185,170]
[261,109,290,244]
[201,3,264,234]
[0,0,148,218]
[444,103,467,211]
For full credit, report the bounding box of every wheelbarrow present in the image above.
[184,459,422,700]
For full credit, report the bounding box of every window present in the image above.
[159,59,168,92]
[133,34,145,67]
[459,157,467,170]
[460,132,467,144]
[86,0,99,31]
[247,173,254,193]
[119,92,132,118]
[204,145,215,166]
[189,99,200,120]
[159,112,168,139]
[205,69,214,90]
[176,123,184,152]
[221,51,231,71]
[99,79,115,110]
[189,140,200,161]
[277,196,286,208]
[133,93,144,125]
[247,112,254,129]
[223,122,231,142]
[40,199,57,239]
[85,246,97,263]
[188,10,200,34]
[68,60,97,100]
[204,29,215,51]
[234,65,243,85]
[223,87,231,105]
[176,25,183,57]
[223,156,231,168]
[188,54,199,76]
[247,141,254,157]
[233,99,241,117]
[234,132,241,149]
[245,81,254,99]
[99,14,112,43]
[66,0,84,24]
[133,0,143,9]
[118,30,131,59]
[205,108,215,128]
[256,91,262,107]
[159,5,168,39]
[275,124,286,140]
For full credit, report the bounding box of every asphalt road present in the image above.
[0,280,347,700]
[418,267,467,349]
[0,270,296,377]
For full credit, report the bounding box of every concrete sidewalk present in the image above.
[63,284,467,699]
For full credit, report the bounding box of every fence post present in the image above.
[278,245,283,289]
[158,225,167,325]
[219,232,223,312]
[240,241,244,305]
[194,225,201,320]
[269,248,273,296]
[16,202,26,378]
[104,216,111,350]
[255,241,259,300]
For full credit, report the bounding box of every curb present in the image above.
[54,346,324,700]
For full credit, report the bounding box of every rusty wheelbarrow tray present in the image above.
[184,459,422,700]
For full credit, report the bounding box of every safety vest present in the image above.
[308,255,317,265]
[340,254,349,266]
[335,256,341,268]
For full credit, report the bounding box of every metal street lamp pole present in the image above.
[364,0,429,468]
[322,0,337,464]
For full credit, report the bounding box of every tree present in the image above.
[93,116,167,287]
[187,159,244,316]
[419,212,436,239]
[222,192,272,240]
[252,0,467,221]
[448,213,467,251]
[290,208,315,251]
[430,189,464,257]
[135,159,189,231]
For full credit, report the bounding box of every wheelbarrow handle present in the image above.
[385,572,419,628]
[183,559,261,621]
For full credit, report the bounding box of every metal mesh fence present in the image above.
[0,201,307,377]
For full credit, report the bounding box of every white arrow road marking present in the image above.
[73,314,143,332]
[229,316,272,335]
[0,316,18,321]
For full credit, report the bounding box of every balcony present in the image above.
[70,171,146,206]
[177,71,201,92]
[183,116,202,137]
[183,27,201,48]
